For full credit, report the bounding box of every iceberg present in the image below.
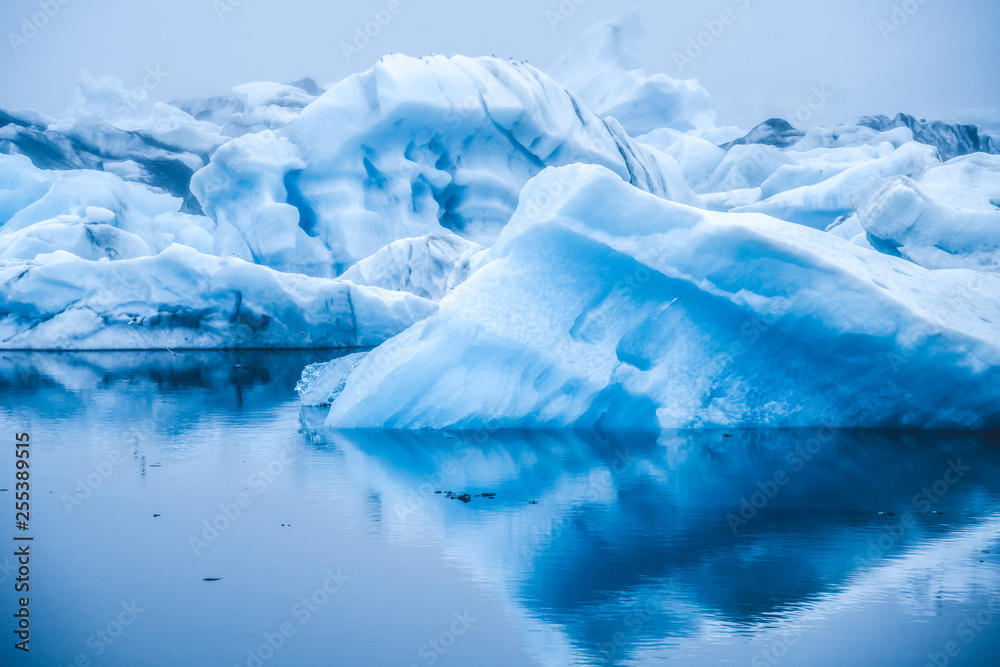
[193,52,695,276]
[1,74,226,215]
[319,165,1000,430]
[0,153,214,261]
[0,244,433,350]
[858,113,999,161]
[2,9,999,406]
[728,140,940,228]
[172,79,324,138]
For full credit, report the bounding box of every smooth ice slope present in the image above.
[0,245,433,350]
[320,165,1000,430]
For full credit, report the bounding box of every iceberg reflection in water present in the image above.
[1,351,998,666]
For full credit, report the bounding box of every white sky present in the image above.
[1,0,998,131]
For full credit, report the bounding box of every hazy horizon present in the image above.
[2,0,999,131]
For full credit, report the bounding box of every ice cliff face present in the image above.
[1,13,999,428]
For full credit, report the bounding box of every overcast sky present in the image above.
[1,0,998,131]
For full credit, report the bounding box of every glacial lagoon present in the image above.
[1,351,998,666]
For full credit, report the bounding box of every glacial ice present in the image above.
[296,352,369,407]
[193,52,696,275]
[0,153,214,261]
[728,141,941,228]
[318,165,1000,430]
[0,11,998,425]
[339,233,483,301]
[854,173,1000,271]
[0,244,433,350]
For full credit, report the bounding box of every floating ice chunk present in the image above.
[296,352,369,407]
[322,165,1000,430]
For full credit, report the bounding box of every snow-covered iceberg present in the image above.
[314,165,1000,430]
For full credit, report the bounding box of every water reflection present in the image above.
[320,427,1000,665]
[2,351,999,666]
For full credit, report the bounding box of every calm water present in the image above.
[1,351,999,666]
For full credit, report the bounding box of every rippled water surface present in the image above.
[1,351,999,666]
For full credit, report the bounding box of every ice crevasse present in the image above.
[311,165,1000,430]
